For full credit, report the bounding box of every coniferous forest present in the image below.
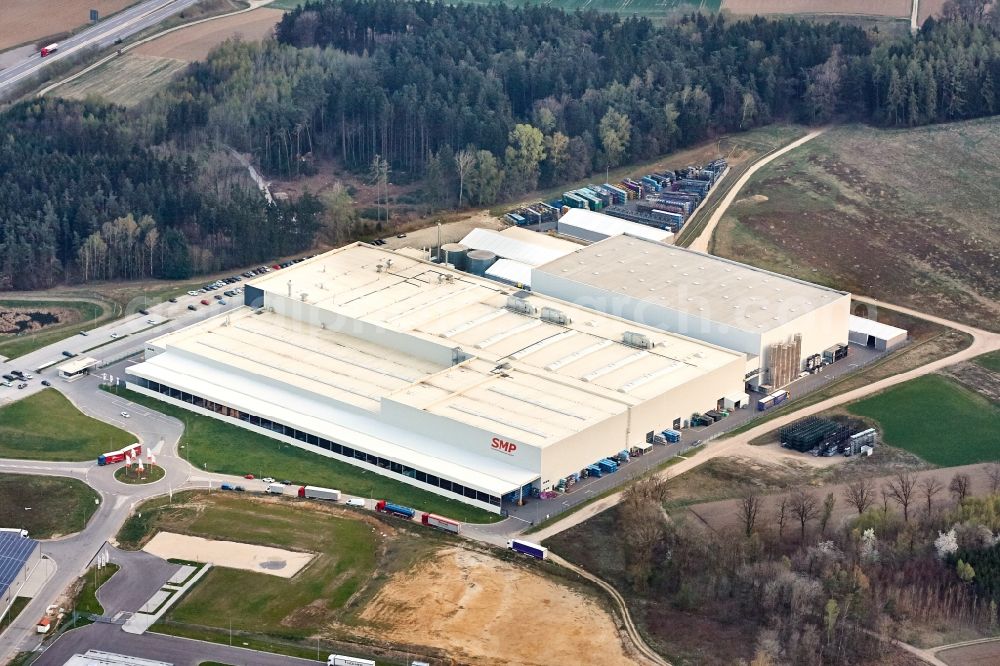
[2,0,999,288]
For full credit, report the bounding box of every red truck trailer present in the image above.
[97,443,141,466]
[421,512,460,534]
[40,43,59,57]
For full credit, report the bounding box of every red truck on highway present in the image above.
[40,43,59,57]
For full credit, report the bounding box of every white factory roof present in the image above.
[128,345,538,496]
[497,225,583,251]
[460,227,575,266]
[534,235,848,332]
[144,243,742,452]
[62,651,172,666]
[485,258,533,286]
[557,208,674,243]
[848,315,906,340]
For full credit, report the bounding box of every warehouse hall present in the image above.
[127,243,747,513]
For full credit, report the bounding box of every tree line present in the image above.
[0,98,321,288]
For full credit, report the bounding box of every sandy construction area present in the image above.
[723,0,910,17]
[357,547,634,666]
[134,8,283,61]
[0,0,137,51]
[143,531,314,578]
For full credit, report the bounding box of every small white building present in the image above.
[556,208,674,244]
[848,315,907,351]
[58,356,99,381]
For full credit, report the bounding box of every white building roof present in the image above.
[460,228,575,266]
[848,315,906,340]
[63,651,172,666]
[485,258,533,286]
[497,226,583,251]
[128,349,537,497]
[58,356,99,374]
[534,235,848,332]
[144,243,742,452]
[557,208,674,243]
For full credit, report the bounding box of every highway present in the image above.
[0,0,201,98]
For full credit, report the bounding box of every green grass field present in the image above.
[0,299,111,360]
[75,563,120,616]
[0,473,100,538]
[847,374,1000,467]
[974,351,1000,374]
[106,386,499,523]
[122,492,438,644]
[712,119,1000,332]
[0,389,135,462]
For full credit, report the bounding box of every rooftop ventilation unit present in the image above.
[506,295,537,316]
[622,331,653,349]
[540,307,570,325]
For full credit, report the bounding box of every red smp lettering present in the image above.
[491,437,517,455]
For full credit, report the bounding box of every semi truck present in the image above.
[298,485,341,501]
[507,538,548,560]
[327,655,375,666]
[375,500,415,519]
[40,43,58,57]
[421,512,460,534]
[266,483,286,495]
[97,443,141,466]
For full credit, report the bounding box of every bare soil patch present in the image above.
[143,531,315,578]
[942,362,1000,404]
[134,8,283,61]
[938,641,1000,666]
[355,546,633,666]
[723,0,910,16]
[0,0,137,51]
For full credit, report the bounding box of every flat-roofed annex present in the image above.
[534,234,848,331]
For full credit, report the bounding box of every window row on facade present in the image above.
[134,378,502,506]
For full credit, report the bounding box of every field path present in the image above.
[687,127,827,253]
[911,0,920,32]
[533,297,1000,544]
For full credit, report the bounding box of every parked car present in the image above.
[396,233,407,238]
[17,383,27,389]
[120,411,130,418]
[187,290,199,297]
[261,477,275,484]
[221,483,235,491]
[79,331,89,336]
[169,297,178,303]
[138,309,149,315]
[218,299,227,305]
[234,485,245,492]
[1,381,11,387]
[62,351,75,358]
[2,374,15,382]
[41,380,51,387]
[201,299,210,306]
[187,304,197,311]
[110,332,119,339]
[244,473,255,480]
[214,294,223,300]
[146,319,156,325]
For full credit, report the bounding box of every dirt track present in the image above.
[0,0,136,51]
[134,8,282,61]
[356,547,635,666]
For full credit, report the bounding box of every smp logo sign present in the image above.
[491,437,518,455]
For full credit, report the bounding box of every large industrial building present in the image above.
[126,243,746,513]
[0,531,40,624]
[532,235,851,390]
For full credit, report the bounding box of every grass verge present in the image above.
[0,389,134,461]
[74,563,120,616]
[105,385,500,523]
[847,374,1000,467]
[0,474,100,538]
[725,327,973,438]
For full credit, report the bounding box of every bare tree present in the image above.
[950,473,972,504]
[454,149,475,208]
[843,479,875,515]
[790,490,820,542]
[740,491,762,538]
[880,486,891,513]
[623,475,671,505]
[986,462,1000,495]
[886,472,918,522]
[775,496,789,541]
[819,492,836,534]
[920,476,944,516]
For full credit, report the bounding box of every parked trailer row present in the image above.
[375,500,415,519]
[421,512,460,534]
[327,655,375,666]
[507,538,548,560]
[757,389,790,411]
[298,485,341,501]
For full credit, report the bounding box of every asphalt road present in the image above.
[0,0,201,98]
